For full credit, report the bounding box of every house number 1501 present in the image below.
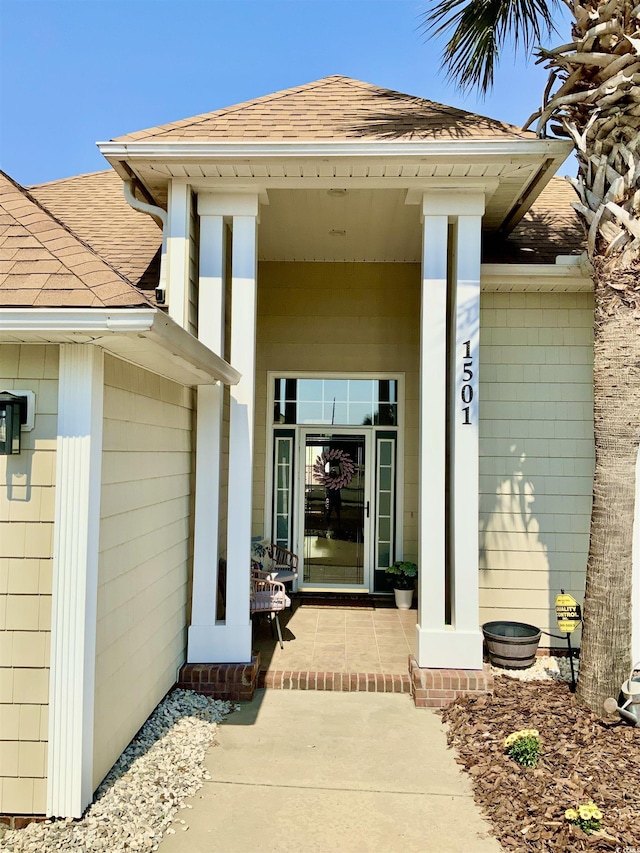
[462,340,473,425]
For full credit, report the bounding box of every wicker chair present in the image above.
[267,543,299,585]
[250,566,291,650]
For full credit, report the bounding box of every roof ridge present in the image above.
[114,76,359,140]
[0,170,154,306]
[178,76,347,129]
[114,74,531,143]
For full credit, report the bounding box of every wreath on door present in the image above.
[312,448,356,490]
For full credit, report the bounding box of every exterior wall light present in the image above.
[0,392,28,455]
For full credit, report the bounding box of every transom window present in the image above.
[273,378,398,426]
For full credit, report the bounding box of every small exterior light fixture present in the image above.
[0,392,28,455]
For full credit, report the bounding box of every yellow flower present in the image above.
[504,728,540,748]
[565,809,578,821]
[592,808,603,821]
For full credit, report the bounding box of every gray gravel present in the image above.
[0,689,237,853]
[491,654,580,683]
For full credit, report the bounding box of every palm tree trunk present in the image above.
[577,262,639,711]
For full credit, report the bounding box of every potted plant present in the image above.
[385,561,418,609]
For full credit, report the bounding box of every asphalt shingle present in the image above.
[114,75,533,143]
[0,171,154,308]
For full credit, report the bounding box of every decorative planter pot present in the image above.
[393,587,414,610]
[482,621,541,669]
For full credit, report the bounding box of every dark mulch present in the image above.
[440,677,639,851]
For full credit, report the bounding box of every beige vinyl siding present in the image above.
[0,344,58,815]
[479,291,594,643]
[254,261,420,560]
[94,355,194,790]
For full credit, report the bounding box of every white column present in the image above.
[450,204,484,668]
[166,180,191,328]
[224,208,258,662]
[187,194,259,662]
[47,345,104,818]
[188,211,226,662]
[416,191,484,670]
[416,206,448,665]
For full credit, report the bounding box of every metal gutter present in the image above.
[98,138,571,161]
[0,308,240,386]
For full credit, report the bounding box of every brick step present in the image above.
[177,655,494,708]
[259,670,411,692]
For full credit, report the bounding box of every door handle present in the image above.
[366,501,370,518]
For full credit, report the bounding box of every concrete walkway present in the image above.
[159,690,502,853]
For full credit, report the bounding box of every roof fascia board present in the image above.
[480,262,593,292]
[99,139,571,162]
[0,308,240,386]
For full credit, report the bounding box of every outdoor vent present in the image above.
[0,392,28,455]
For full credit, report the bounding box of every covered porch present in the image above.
[100,93,572,689]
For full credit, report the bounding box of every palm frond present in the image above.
[420,0,561,93]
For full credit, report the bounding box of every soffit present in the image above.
[105,143,569,236]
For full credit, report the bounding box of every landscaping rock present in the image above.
[0,690,236,853]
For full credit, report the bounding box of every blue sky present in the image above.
[0,0,571,186]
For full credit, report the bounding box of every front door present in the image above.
[299,431,371,590]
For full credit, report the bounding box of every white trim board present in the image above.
[0,308,240,387]
[47,345,104,818]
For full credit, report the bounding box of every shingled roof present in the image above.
[29,170,161,287]
[0,171,154,308]
[114,75,533,143]
[484,178,585,263]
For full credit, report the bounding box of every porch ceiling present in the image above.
[259,188,420,262]
[100,139,572,253]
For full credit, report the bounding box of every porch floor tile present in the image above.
[253,598,417,683]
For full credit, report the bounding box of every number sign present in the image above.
[462,340,473,425]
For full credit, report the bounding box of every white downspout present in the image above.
[122,181,168,301]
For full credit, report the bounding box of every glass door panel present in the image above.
[302,433,366,586]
